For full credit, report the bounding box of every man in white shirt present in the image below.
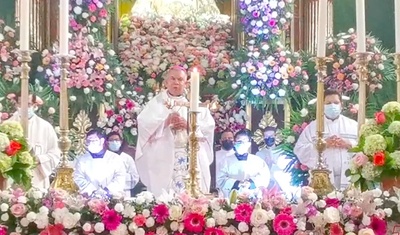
[215,129,235,174]
[217,129,270,198]
[9,93,60,190]
[74,129,125,197]
[294,89,358,190]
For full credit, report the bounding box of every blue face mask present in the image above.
[324,104,341,120]
[18,107,35,119]
[109,141,122,152]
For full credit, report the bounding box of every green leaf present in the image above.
[350,174,361,183]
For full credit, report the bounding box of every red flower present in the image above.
[5,140,22,156]
[330,223,344,235]
[133,214,146,227]
[152,204,169,224]
[234,203,253,223]
[102,209,122,231]
[325,198,340,208]
[373,152,385,166]
[39,224,64,235]
[375,111,386,124]
[116,115,124,123]
[273,213,297,235]
[204,227,224,235]
[369,216,387,235]
[183,213,205,233]
[0,225,7,235]
[281,207,292,214]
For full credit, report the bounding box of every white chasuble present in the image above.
[294,115,358,190]
[73,150,126,195]
[216,153,270,198]
[9,113,60,190]
[136,90,215,197]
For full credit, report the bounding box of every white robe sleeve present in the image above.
[293,121,318,168]
[127,154,140,188]
[249,159,270,188]
[216,160,239,196]
[105,157,126,194]
[74,158,99,195]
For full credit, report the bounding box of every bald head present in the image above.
[164,66,188,96]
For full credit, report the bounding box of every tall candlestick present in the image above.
[60,57,69,130]
[59,0,69,55]
[396,0,400,53]
[316,0,328,57]
[190,68,200,112]
[356,0,366,52]
[19,0,30,50]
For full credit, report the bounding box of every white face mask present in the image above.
[324,103,341,120]
[234,143,249,155]
[87,141,104,154]
[18,107,35,119]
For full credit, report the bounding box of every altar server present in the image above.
[9,93,60,190]
[294,89,358,189]
[215,129,235,173]
[217,129,270,198]
[106,132,140,197]
[136,66,215,197]
[74,129,125,197]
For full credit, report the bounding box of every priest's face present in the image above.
[165,69,188,96]
[324,94,342,120]
[86,133,105,154]
[234,134,251,155]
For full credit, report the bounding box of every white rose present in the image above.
[358,228,374,235]
[146,217,155,227]
[26,212,37,222]
[169,205,182,220]
[48,107,55,115]
[250,209,270,227]
[20,217,30,227]
[82,223,92,232]
[315,200,326,208]
[1,213,9,221]
[238,222,249,232]
[110,224,128,235]
[94,222,105,233]
[62,213,79,229]
[134,228,145,235]
[170,221,179,231]
[34,213,49,229]
[206,218,216,227]
[69,96,77,101]
[0,203,9,212]
[114,203,124,213]
[384,208,392,217]
[142,209,150,218]
[300,108,308,117]
[83,88,90,94]
[135,196,145,205]
[323,207,340,223]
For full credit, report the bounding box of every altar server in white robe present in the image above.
[294,89,358,190]
[136,66,215,197]
[74,129,126,197]
[215,129,235,173]
[9,93,60,190]
[217,129,270,198]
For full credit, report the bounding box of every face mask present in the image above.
[221,140,234,151]
[234,143,249,155]
[18,107,35,119]
[265,137,275,147]
[324,104,341,120]
[87,141,103,154]
[109,141,122,152]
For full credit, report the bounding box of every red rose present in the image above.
[373,151,385,166]
[375,111,386,124]
[5,140,22,156]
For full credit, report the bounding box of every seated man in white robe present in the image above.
[215,129,235,174]
[217,129,270,198]
[136,66,215,197]
[9,93,60,190]
[74,129,125,197]
[294,89,358,190]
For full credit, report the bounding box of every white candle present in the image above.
[59,0,69,55]
[356,0,366,52]
[19,0,30,50]
[316,0,327,57]
[190,68,200,112]
[395,0,400,53]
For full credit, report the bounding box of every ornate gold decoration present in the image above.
[253,111,282,149]
[19,50,32,137]
[393,54,400,102]
[185,111,202,198]
[51,56,79,193]
[308,57,334,197]
[70,110,92,156]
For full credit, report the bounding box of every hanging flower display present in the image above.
[210,98,247,134]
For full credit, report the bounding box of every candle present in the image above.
[396,0,400,53]
[316,0,327,57]
[19,0,30,50]
[190,68,200,112]
[356,0,366,52]
[59,0,69,55]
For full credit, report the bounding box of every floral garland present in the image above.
[0,186,398,235]
[210,98,247,134]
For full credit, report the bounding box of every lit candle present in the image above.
[190,68,200,112]
[59,0,69,55]
[356,0,366,52]
[19,0,30,50]
[396,0,400,53]
[316,0,327,57]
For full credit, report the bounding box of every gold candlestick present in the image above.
[19,50,32,138]
[185,111,202,198]
[354,52,372,132]
[394,54,400,102]
[308,57,334,196]
[51,55,78,193]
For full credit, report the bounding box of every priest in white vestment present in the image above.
[9,94,60,190]
[294,90,358,190]
[215,129,235,174]
[74,129,126,197]
[217,129,270,198]
[136,66,215,197]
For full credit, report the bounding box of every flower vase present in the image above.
[381,177,400,192]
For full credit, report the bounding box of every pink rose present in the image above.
[10,203,27,217]
[353,153,368,167]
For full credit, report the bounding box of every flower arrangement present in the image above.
[118,15,233,98]
[210,97,247,134]
[97,98,142,146]
[0,20,20,82]
[0,121,34,189]
[323,28,394,94]
[0,186,398,235]
[229,45,310,105]
[347,101,400,191]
